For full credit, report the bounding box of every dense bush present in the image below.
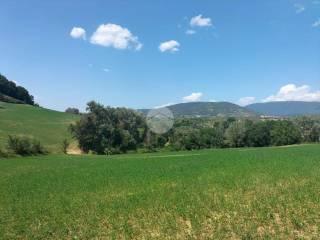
[7,135,47,156]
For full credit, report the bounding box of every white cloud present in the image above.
[183,92,203,102]
[159,40,180,53]
[103,68,110,72]
[154,103,175,109]
[70,27,86,39]
[294,3,305,13]
[238,97,256,106]
[190,15,212,27]
[186,29,196,35]
[263,84,320,102]
[312,19,320,27]
[90,23,142,50]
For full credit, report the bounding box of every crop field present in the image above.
[0,144,320,239]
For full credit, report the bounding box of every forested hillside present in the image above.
[0,73,34,105]
[140,102,257,117]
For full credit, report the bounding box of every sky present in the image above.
[0,0,320,111]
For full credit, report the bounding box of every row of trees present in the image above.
[70,102,320,154]
[0,74,34,105]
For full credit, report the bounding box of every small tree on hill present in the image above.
[65,107,80,115]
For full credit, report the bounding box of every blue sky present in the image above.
[0,0,320,111]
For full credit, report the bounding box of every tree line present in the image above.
[0,74,34,105]
[70,102,320,154]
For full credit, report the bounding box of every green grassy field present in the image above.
[0,102,79,153]
[0,144,319,239]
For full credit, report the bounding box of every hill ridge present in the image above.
[139,101,257,117]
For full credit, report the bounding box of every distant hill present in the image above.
[246,101,320,116]
[140,102,257,118]
[0,101,80,153]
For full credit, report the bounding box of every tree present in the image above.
[270,121,302,146]
[246,121,272,147]
[171,127,201,150]
[65,108,80,115]
[70,101,146,154]
[295,117,315,142]
[199,126,224,148]
[224,120,247,147]
[310,124,320,142]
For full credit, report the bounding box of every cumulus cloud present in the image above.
[190,15,212,27]
[186,29,196,35]
[183,92,203,102]
[90,23,142,50]
[238,97,256,106]
[263,84,320,102]
[312,19,320,27]
[293,3,305,13]
[159,40,180,53]
[70,27,86,39]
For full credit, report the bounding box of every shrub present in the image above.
[61,139,70,154]
[7,135,47,156]
[0,148,8,158]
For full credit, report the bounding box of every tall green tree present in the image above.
[70,101,145,154]
[224,120,247,147]
[270,121,302,146]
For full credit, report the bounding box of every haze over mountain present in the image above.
[246,101,320,116]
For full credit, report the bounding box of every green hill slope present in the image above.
[140,102,257,117]
[0,102,80,153]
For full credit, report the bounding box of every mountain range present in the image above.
[139,102,257,118]
[246,101,320,116]
[140,101,320,117]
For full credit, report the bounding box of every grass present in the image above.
[0,102,79,153]
[0,144,320,239]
